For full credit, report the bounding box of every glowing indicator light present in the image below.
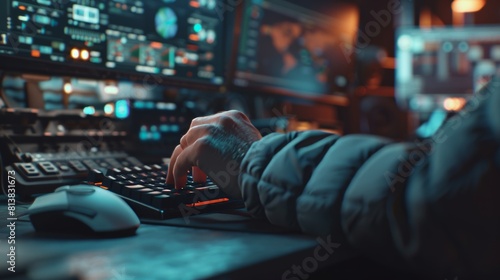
[83,106,96,115]
[80,49,90,60]
[150,42,163,49]
[115,100,130,119]
[193,23,202,33]
[189,34,199,41]
[104,104,114,115]
[63,82,73,94]
[70,48,80,59]
[104,84,119,94]
[452,0,486,13]
[31,49,41,57]
[443,98,466,111]
[189,1,200,8]
[186,198,230,207]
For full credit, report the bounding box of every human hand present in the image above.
[166,110,262,199]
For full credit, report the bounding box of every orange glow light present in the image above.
[186,198,230,207]
[452,0,486,13]
[443,97,466,111]
[150,42,163,49]
[31,49,40,57]
[70,48,80,59]
[80,49,90,60]
[189,34,199,41]
[189,1,200,8]
[19,5,26,10]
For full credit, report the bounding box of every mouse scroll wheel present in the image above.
[56,185,96,195]
[67,187,96,195]
[55,186,71,192]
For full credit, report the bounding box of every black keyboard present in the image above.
[87,164,244,219]
[5,151,143,198]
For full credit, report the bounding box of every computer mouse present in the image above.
[28,185,140,237]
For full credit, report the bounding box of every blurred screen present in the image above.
[0,0,225,88]
[396,26,500,111]
[233,0,358,96]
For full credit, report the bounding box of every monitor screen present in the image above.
[231,0,358,98]
[0,0,225,89]
[396,26,500,112]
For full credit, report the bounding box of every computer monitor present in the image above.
[396,26,500,112]
[230,0,358,102]
[0,0,225,90]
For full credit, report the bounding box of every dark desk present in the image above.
[0,199,356,280]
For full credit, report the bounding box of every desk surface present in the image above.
[0,198,355,280]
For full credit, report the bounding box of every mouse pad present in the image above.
[140,209,295,234]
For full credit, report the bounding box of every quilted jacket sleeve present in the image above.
[238,77,500,278]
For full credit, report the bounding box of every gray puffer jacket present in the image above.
[238,77,500,278]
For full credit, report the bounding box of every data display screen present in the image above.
[396,26,500,111]
[232,0,358,96]
[0,0,225,89]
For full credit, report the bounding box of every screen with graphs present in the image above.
[0,0,225,88]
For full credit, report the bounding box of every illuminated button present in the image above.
[70,48,80,59]
[443,97,466,111]
[104,103,114,115]
[193,23,202,33]
[31,49,40,57]
[80,49,90,60]
[83,106,96,115]
[63,82,72,94]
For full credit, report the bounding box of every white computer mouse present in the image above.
[28,185,140,237]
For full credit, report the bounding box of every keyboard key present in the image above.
[142,165,153,171]
[110,180,128,194]
[161,189,172,194]
[126,157,143,166]
[106,168,123,176]
[69,160,87,173]
[102,175,117,188]
[57,164,71,172]
[151,164,162,170]
[152,194,175,209]
[16,163,40,176]
[122,167,133,174]
[37,162,59,175]
[105,158,122,167]
[81,163,239,217]
[83,159,100,169]
[131,187,154,201]
[141,191,162,204]
[132,166,142,172]
[122,184,146,197]
[87,169,104,183]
